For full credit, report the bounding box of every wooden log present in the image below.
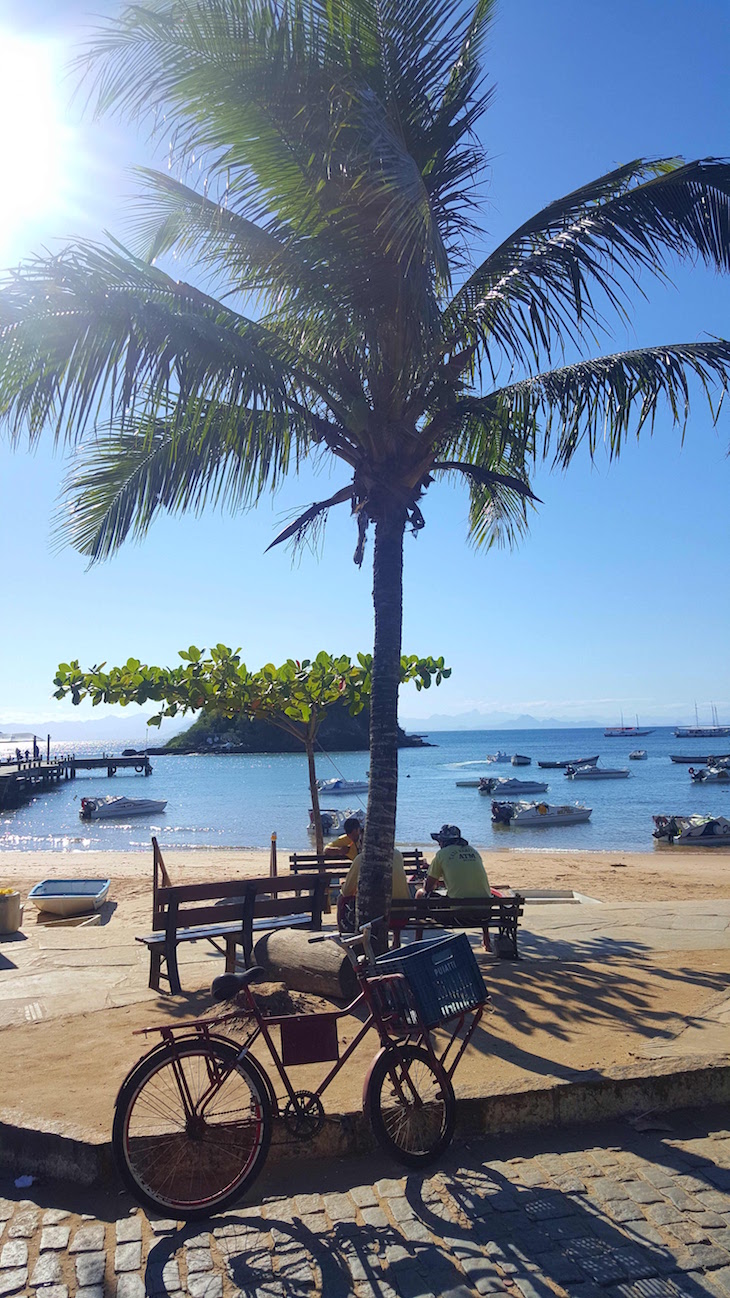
[252,928,357,1001]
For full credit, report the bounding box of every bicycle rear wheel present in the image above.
[365,1044,455,1167]
[113,1038,271,1219]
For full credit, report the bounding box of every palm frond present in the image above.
[445,158,730,369]
[0,241,301,445]
[266,484,355,550]
[55,405,314,560]
[430,456,536,549]
[484,339,730,467]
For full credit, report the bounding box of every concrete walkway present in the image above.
[3,1105,730,1296]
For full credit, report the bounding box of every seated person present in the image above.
[417,823,493,951]
[324,816,363,862]
[337,846,410,933]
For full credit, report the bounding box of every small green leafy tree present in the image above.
[54,648,449,855]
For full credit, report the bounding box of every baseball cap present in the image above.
[431,823,461,844]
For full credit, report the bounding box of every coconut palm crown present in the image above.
[2,0,730,927]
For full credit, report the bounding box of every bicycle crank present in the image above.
[283,1091,325,1139]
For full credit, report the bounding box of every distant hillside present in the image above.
[164,702,430,753]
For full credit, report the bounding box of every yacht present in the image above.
[604,714,654,738]
[674,704,730,738]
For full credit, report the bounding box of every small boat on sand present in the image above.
[80,796,167,820]
[479,776,549,795]
[28,878,111,917]
[537,756,598,769]
[492,801,592,827]
[653,814,730,846]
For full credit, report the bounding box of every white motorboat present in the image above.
[689,766,730,784]
[308,807,365,836]
[565,765,629,780]
[511,754,531,766]
[485,751,510,764]
[316,777,369,795]
[653,814,730,846]
[79,796,167,820]
[492,801,592,827]
[28,878,111,917]
[629,750,647,760]
[479,776,549,795]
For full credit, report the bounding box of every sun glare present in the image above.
[0,31,72,263]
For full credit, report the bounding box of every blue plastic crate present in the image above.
[375,933,487,1028]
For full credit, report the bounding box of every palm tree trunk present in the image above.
[357,507,406,940]
[306,736,324,854]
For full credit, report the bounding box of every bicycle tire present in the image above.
[113,1037,272,1219]
[365,1044,456,1167]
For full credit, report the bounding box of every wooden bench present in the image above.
[388,892,525,959]
[137,839,331,993]
[289,847,426,876]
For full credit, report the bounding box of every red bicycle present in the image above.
[112,925,488,1219]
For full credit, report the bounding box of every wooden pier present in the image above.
[0,755,153,812]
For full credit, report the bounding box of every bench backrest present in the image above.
[289,847,425,873]
[153,872,333,932]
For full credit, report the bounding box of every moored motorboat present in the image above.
[688,766,730,784]
[511,754,531,766]
[308,807,365,836]
[80,796,167,820]
[28,878,111,917]
[316,777,369,794]
[670,753,730,764]
[479,776,549,795]
[455,779,483,788]
[492,800,592,827]
[629,750,647,760]
[653,814,730,846]
[537,755,599,769]
[565,765,629,780]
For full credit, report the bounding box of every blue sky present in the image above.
[0,0,728,731]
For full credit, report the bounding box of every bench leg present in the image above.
[149,948,162,992]
[164,938,183,995]
[225,936,236,974]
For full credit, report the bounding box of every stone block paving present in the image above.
[2,1107,730,1295]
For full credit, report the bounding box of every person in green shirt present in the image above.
[418,823,493,951]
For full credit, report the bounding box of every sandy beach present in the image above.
[2,843,729,923]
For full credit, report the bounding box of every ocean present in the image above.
[1,728,728,854]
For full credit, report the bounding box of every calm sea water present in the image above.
[1,728,729,854]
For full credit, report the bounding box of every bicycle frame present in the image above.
[135,965,485,1119]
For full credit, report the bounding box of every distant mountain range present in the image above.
[401,710,613,731]
[0,714,188,743]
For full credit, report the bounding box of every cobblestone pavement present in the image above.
[3,1106,730,1296]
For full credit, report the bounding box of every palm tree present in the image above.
[1,0,730,933]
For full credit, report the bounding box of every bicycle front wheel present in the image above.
[113,1038,272,1219]
[365,1044,456,1167]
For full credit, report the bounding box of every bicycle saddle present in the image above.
[211,968,266,1001]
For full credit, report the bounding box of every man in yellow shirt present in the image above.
[337,847,410,933]
[324,816,363,862]
[419,824,493,950]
